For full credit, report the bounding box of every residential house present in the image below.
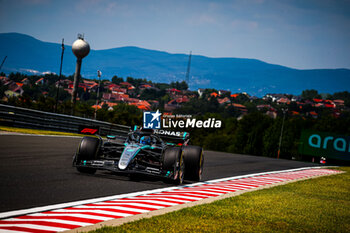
[257,104,274,111]
[5,82,24,97]
[266,111,278,119]
[130,100,152,111]
[112,88,127,95]
[231,103,248,113]
[102,93,129,102]
[249,96,259,102]
[333,99,345,108]
[277,97,291,105]
[139,84,153,90]
[21,78,30,85]
[167,88,181,96]
[0,76,9,83]
[35,78,45,85]
[120,82,135,90]
[210,92,218,98]
[218,90,231,96]
[197,88,205,97]
[264,94,286,102]
[218,97,231,105]
[291,95,302,102]
[308,111,318,119]
[164,96,190,111]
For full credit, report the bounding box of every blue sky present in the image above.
[0,0,350,69]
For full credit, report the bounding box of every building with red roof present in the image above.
[129,100,151,111]
[35,78,44,85]
[218,97,230,105]
[210,92,218,97]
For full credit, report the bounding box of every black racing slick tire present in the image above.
[183,146,204,181]
[163,147,185,185]
[75,136,100,174]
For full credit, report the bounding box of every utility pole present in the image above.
[185,51,192,88]
[94,70,102,120]
[0,56,7,71]
[55,39,65,113]
[277,108,288,159]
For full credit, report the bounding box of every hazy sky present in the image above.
[1,0,350,69]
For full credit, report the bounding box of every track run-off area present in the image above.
[0,134,342,232]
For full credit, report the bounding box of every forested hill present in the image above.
[1,32,350,96]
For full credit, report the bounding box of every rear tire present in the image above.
[75,136,100,174]
[183,146,204,181]
[163,147,185,185]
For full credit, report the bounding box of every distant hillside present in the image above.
[1,32,350,96]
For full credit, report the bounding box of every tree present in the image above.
[331,91,350,107]
[230,112,273,155]
[112,75,123,84]
[112,104,142,126]
[0,83,8,98]
[76,102,94,118]
[302,89,321,100]
[139,88,166,100]
[234,94,249,104]
[170,81,188,90]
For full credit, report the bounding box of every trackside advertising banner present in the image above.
[299,130,350,161]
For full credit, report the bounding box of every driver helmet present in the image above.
[140,136,151,145]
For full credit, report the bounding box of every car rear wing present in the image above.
[153,129,190,145]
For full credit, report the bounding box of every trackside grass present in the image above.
[0,126,83,137]
[91,167,350,233]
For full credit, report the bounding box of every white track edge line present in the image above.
[0,166,338,219]
[0,133,83,138]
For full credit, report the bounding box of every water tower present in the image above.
[71,34,90,115]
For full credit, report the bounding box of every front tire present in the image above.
[75,136,100,174]
[183,146,204,181]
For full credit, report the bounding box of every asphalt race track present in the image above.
[0,134,318,213]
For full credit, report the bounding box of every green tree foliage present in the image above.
[170,81,188,90]
[330,91,350,107]
[229,112,273,155]
[36,95,56,112]
[112,75,124,84]
[139,88,166,100]
[155,83,171,90]
[302,89,321,100]
[8,72,27,82]
[0,83,8,98]
[76,102,94,118]
[96,103,142,126]
[2,72,350,163]
[174,97,222,115]
[126,77,150,88]
[234,94,250,104]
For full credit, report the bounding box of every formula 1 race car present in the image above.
[72,128,204,184]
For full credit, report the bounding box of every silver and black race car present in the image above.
[72,128,204,184]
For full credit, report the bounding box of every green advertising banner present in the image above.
[299,130,350,161]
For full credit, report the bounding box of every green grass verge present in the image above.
[91,167,350,233]
[0,126,83,137]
